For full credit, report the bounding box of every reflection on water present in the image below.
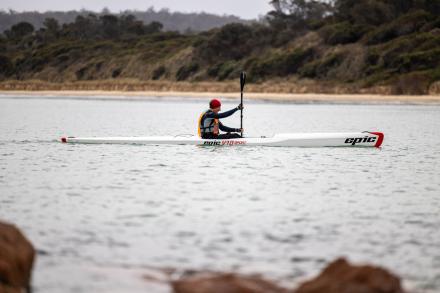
[1,97,439,292]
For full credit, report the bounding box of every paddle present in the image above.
[240,71,246,137]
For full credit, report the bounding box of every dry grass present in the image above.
[0,78,360,94]
[429,81,440,95]
[0,78,439,96]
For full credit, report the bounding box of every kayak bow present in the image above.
[60,132,384,148]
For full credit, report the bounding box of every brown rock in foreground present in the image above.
[0,221,35,293]
[172,273,289,293]
[295,258,404,293]
[171,258,405,293]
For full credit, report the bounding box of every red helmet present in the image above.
[209,99,221,109]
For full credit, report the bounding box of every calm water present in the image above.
[0,96,439,293]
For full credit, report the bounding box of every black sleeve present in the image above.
[219,122,239,133]
[204,107,238,119]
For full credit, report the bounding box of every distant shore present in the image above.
[1,80,439,104]
[2,90,440,104]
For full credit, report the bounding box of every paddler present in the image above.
[198,99,243,139]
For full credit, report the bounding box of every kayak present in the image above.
[60,131,384,148]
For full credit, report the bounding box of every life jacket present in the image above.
[198,109,219,137]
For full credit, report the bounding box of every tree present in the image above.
[5,21,34,40]
[100,14,119,38]
[43,18,59,32]
[64,14,99,40]
[144,21,163,34]
[333,0,440,24]
[120,14,143,36]
[425,0,440,14]
[266,0,333,46]
[196,23,254,62]
[267,0,333,30]
[334,0,394,25]
[270,0,331,20]
[390,0,440,15]
[43,18,60,37]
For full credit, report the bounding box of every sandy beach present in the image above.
[1,90,440,104]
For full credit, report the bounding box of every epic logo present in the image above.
[345,136,377,146]
[203,140,247,146]
[203,141,221,146]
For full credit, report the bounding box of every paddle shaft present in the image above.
[240,90,243,137]
[240,72,246,137]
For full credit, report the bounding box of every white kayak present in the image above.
[61,131,384,148]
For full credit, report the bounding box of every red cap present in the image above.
[209,99,221,109]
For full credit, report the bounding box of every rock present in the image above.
[172,273,289,293]
[295,258,404,293]
[170,258,405,293]
[0,221,35,292]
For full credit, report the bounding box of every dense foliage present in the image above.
[1,0,439,94]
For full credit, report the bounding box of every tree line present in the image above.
[0,8,246,34]
[2,14,164,41]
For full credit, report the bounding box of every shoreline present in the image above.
[1,90,440,104]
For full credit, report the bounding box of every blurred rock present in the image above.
[295,258,404,293]
[170,258,406,293]
[0,221,35,293]
[172,272,289,293]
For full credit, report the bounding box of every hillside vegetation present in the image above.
[0,8,246,33]
[1,0,439,95]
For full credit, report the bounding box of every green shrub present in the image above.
[206,61,240,80]
[207,63,221,78]
[364,26,398,46]
[92,41,115,51]
[421,16,440,32]
[362,71,393,87]
[336,0,395,26]
[5,22,34,40]
[137,35,192,63]
[55,52,70,62]
[0,55,14,76]
[365,49,381,66]
[248,48,314,80]
[320,22,368,45]
[75,66,88,80]
[112,68,122,78]
[374,32,440,71]
[364,10,433,45]
[284,49,314,73]
[19,56,49,72]
[248,58,275,79]
[195,23,254,62]
[394,48,440,73]
[176,62,199,81]
[308,19,327,30]
[299,53,344,78]
[217,61,237,81]
[415,33,440,51]
[152,66,166,80]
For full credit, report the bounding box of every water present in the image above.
[0,96,439,292]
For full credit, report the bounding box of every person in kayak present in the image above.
[198,99,243,139]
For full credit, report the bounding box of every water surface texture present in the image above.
[1,97,439,292]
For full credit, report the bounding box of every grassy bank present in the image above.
[1,79,440,95]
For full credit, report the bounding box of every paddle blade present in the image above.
[240,71,246,91]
